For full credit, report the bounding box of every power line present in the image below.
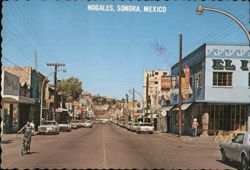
[8,1,57,64]
[2,56,34,76]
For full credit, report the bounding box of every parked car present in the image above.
[121,122,126,128]
[75,120,82,128]
[81,120,93,128]
[126,122,133,131]
[130,123,139,132]
[136,123,154,134]
[69,121,78,129]
[219,131,250,170]
[38,120,60,135]
[58,122,71,132]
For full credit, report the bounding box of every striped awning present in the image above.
[160,106,174,116]
[174,103,192,111]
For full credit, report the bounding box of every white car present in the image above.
[81,120,93,128]
[38,121,60,135]
[126,122,133,131]
[130,123,139,132]
[136,123,154,134]
[69,121,78,129]
[58,122,71,132]
[219,131,250,170]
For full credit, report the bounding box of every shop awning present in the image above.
[56,108,69,112]
[162,106,174,112]
[174,103,192,111]
[160,106,174,116]
[2,95,35,104]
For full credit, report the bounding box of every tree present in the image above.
[58,77,83,102]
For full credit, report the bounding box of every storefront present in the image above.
[1,71,20,134]
[170,44,250,136]
[1,71,35,134]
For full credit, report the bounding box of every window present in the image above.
[155,72,159,75]
[213,72,232,86]
[233,134,244,144]
[195,72,202,88]
[154,81,158,84]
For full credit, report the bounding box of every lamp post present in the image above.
[40,69,66,125]
[196,5,250,45]
[129,89,144,123]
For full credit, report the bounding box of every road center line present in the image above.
[102,126,107,168]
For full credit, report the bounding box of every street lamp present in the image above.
[40,68,66,125]
[196,5,250,45]
[129,89,145,123]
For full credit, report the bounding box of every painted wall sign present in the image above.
[212,59,250,71]
[3,71,19,96]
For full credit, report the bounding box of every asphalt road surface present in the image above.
[1,124,237,169]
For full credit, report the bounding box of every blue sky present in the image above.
[2,0,249,100]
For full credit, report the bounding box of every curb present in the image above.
[155,131,214,144]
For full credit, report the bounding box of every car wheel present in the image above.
[241,154,249,170]
[221,149,228,163]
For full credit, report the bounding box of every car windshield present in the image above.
[139,123,152,126]
[133,123,138,126]
[43,121,56,125]
[59,121,68,124]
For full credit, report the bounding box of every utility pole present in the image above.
[178,33,183,137]
[47,63,65,120]
[126,94,129,122]
[122,98,125,121]
[146,73,149,123]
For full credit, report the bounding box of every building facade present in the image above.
[1,70,35,134]
[2,66,48,131]
[169,44,250,135]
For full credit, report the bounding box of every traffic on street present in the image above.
[1,122,239,169]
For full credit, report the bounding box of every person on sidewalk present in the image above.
[192,118,199,137]
[18,120,34,154]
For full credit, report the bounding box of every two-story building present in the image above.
[169,44,250,135]
[2,66,48,131]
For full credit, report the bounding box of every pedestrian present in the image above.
[18,120,34,154]
[192,118,199,137]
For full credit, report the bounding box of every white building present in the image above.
[143,69,170,109]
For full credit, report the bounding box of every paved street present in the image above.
[1,124,237,169]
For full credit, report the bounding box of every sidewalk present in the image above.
[1,134,20,143]
[154,131,214,144]
[1,132,38,143]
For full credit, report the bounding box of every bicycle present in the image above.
[17,131,31,156]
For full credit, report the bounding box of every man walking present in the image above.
[192,118,199,137]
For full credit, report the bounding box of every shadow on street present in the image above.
[28,151,39,155]
[1,140,13,144]
[217,160,241,169]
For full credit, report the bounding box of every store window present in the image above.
[209,104,247,132]
[213,72,232,86]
